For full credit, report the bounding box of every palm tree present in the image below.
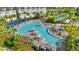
[0,17,6,22]
[75,8,79,31]
[34,12,41,19]
[70,16,79,31]
[75,8,79,16]
[66,8,77,31]
[65,35,76,51]
[15,7,19,19]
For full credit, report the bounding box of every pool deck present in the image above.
[15,20,63,51]
[33,39,57,51]
[21,28,57,51]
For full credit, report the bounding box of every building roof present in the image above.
[61,31,68,37]
[64,19,71,23]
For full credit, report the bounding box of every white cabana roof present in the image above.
[74,22,79,26]
[26,15,30,18]
[12,17,17,21]
[20,14,25,18]
[64,19,71,23]
[6,18,11,22]
[30,14,34,17]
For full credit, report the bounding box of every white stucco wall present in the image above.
[0,7,47,17]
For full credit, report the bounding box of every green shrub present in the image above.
[32,45,37,50]
[4,36,14,48]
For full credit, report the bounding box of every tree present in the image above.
[10,14,16,18]
[13,36,33,51]
[4,15,9,18]
[70,16,79,31]
[0,18,6,22]
[34,13,41,19]
[65,33,79,51]
[11,28,16,33]
[15,7,20,19]
[4,36,14,48]
[65,35,76,51]
[47,16,54,23]
[0,40,4,46]
[75,8,79,16]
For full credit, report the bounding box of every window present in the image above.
[36,7,39,10]
[40,7,43,10]
[32,7,35,11]
[21,7,25,9]
[32,12,36,14]
[27,7,30,9]
[5,11,9,14]
[12,7,15,10]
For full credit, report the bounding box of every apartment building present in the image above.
[0,7,16,17]
[0,7,47,18]
[19,7,47,18]
[19,7,46,13]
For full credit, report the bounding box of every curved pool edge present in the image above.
[47,28,62,47]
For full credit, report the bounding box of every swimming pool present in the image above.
[9,18,28,27]
[57,16,64,21]
[16,21,61,47]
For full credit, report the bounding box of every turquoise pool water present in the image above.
[57,16,64,21]
[16,21,61,47]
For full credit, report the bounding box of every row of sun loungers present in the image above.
[27,30,57,51]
